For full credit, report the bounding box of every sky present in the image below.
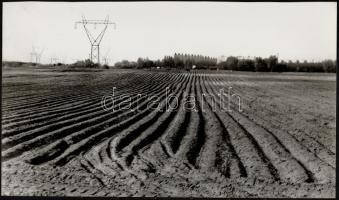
[2,2,337,64]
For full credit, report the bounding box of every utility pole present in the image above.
[75,15,116,64]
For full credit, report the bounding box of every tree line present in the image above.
[113,55,336,73]
[114,53,218,69]
[218,56,336,73]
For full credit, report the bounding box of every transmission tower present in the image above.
[36,49,44,63]
[75,15,116,64]
[30,45,37,63]
[30,45,44,63]
[50,57,59,65]
[102,49,110,65]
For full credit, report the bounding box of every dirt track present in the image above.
[1,68,336,197]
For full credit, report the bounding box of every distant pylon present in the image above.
[75,15,116,64]
[102,49,110,65]
[50,57,59,64]
[30,45,44,64]
[30,45,37,63]
[37,48,44,63]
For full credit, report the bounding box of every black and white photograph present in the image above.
[1,1,337,198]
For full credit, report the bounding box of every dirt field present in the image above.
[1,67,336,197]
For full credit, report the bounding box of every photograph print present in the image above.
[1,1,337,198]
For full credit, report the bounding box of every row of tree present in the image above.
[113,55,336,73]
[162,55,217,69]
[218,56,336,73]
[284,59,336,73]
[68,59,109,69]
[113,58,161,69]
[114,53,218,69]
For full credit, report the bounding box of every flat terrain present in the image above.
[1,67,336,197]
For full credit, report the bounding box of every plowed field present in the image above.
[1,68,336,197]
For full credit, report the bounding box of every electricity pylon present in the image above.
[30,45,44,63]
[37,49,44,63]
[75,15,116,64]
[50,57,59,64]
[30,45,37,63]
[102,49,110,65]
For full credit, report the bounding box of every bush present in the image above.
[69,59,99,68]
[114,60,137,69]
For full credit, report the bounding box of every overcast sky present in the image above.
[2,2,337,64]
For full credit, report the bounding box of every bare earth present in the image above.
[1,67,336,197]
